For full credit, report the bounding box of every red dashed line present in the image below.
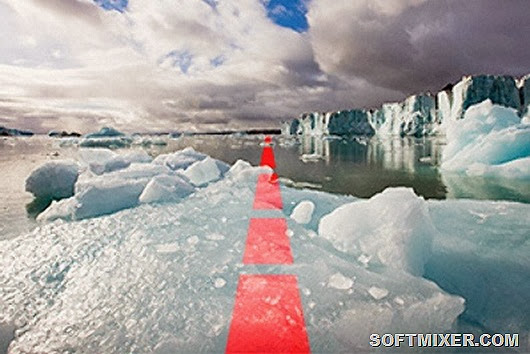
[227,136,310,353]
[243,218,293,265]
[226,275,310,354]
[253,173,283,210]
[260,145,276,169]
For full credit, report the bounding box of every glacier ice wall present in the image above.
[282,74,528,137]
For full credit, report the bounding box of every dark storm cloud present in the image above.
[309,0,530,96]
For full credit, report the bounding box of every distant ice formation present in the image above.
[283,74,529,137]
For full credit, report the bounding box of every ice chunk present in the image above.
[38,178,147,221]
[441,100,529,179]
[25,160,79,200]
[368,287,389,300]
[84,126,125,138]
[155,243,180,254]
[139,175,195,204]
[79,149,152,175]
[318,188,435,276]
[290,200,315,224]
[214,278,226,288]
[153,147,207,170]
[36,197,78,222]
[182,157,222,186]
[328,272,354,290]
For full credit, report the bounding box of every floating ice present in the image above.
[214,278,227,289]
[79,127,132,148]
[84,127,125,138]
[318,188,435,276]
[441,100,530,179]
[32,148,230,222]
[8,150,530,352]
[328,272,354,290]
[25,160,79,200]
[38,178,147,221]
[368,286,389,300]
[290,200,315,224]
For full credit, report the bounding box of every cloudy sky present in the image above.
[0,0,529,133]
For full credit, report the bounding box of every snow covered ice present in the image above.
[1,147,529,352]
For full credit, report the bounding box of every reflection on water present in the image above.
[286,136,448,199]
[0,135,528,240]
[290,135,528,202]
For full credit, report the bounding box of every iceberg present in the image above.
[319,188,435,276]
[25,160,79,200]
[0,126,33,137]
[284,74,527,137]
[84,126,125,138]
[441,100,530,179]
[79,127,133,148]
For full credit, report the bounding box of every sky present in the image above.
[0,0,529,133]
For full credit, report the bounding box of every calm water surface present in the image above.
[1,135,528,239]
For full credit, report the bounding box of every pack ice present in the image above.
[27,147,227,222]
[3,149,529,352]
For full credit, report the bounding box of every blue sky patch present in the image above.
[262,0,309,32]
[161,50,193,74]
[210,55,226,68]
[94,0,128,12]
[202,0,218,10]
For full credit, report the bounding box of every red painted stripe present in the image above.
[253,173,282,210]
[260,146,276,169]
[226,274,311,354]
[243,218,293,265]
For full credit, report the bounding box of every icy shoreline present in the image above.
[1,149,529,352]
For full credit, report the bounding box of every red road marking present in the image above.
[243,218,293,265]
[253,173,282,210]
[226,274,310,354]
[260,146,276,169]
[264,135,272,145]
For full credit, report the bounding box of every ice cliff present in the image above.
[283,74,529,137]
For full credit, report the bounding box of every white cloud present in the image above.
[1,0,527,133]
